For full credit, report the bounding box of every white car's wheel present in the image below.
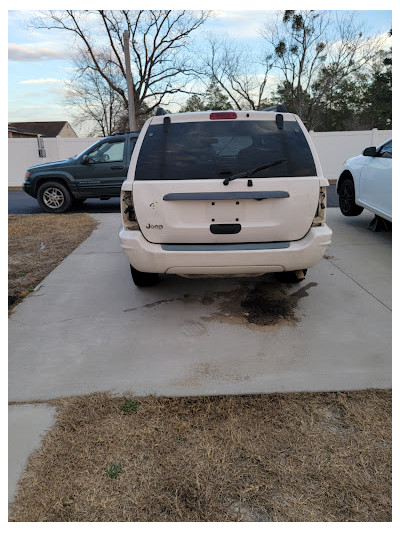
[338,178,364,217]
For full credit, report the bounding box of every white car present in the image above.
[336,139,392,222]
[119,108,332,286]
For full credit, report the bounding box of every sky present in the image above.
[8,6,392,136]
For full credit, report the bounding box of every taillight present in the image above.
[312,187,327,227]
[210,112,237,120]
[121,190,139,230]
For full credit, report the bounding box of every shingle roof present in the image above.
[8,121,76,137]
[8,126,39,136]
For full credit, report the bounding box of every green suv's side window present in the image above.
[87,141,125,164]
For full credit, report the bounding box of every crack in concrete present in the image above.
[9,318,28,326]
[39,315,93,325]
[74,251,124,255]
[326,259,391,311]
[123,295,202,312]
[11,315,93,326]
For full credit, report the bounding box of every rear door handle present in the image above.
[111,165,124,170]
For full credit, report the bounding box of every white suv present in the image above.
[119,109,332,286]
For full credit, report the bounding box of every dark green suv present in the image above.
[23,132,139,213]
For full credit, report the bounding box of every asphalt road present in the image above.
[8,190,121,215]
[8,185,339,215]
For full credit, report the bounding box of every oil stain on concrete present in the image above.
[201,281,318,331]
[123,278,318,332]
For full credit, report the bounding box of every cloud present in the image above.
[210,10,275,39]
[22,105,66,109]
[8,10,36,26]
[20,78,63,85]
[369,31,392,51]
[8,43,67,62]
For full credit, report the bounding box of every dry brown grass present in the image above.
[8,214,98,311]
[9,390,391,522]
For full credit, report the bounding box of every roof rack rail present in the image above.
[263,104,288,113]
[155,107,167,116]
[110,131,139,136]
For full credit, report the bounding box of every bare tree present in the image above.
[201,36,274,110]
[31,10,211,128]
[261,10,385,127]
[65,49,126,136]
[313,12,387,108]
[261,11,329,121]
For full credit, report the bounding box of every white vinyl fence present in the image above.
[8,129,391,187]
[8,136,101,187]
[308,129,391,182]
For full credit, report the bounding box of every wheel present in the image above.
[37,181,72,213]
[338,178,364,216]
[276,269,307,283]
[130,265,159,287]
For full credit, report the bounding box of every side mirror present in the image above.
[363,146,377,157]
[82,155,90,165]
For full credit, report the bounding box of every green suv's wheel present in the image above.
[276,269,307,283]
[37,181,73,213]
[130,266,159,287]
[338,178,364,216]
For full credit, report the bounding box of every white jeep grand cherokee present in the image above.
[119,108,332,286]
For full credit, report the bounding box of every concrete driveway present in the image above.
[9,208,391,402]
[8,207,391,502]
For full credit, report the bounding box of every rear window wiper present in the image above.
[222,159,288,185]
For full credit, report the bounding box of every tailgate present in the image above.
[131,111,321,244]
[134,177,319,244]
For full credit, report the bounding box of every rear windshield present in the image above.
[135,119,316,180]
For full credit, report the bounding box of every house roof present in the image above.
[8,121,76,137]
[8,126,39,136]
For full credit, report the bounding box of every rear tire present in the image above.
[338,178,364,216]
[276,269,307,283]
[130,266,159,287]
[37,181,72,213]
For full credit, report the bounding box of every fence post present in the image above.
[371,128,378,146]
[55,135,61,161]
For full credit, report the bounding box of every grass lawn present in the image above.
[8,213,98,311]
[9,390,391,522]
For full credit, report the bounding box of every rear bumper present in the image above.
[119,224,332,275]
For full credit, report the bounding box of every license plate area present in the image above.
[207,199,244,225]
